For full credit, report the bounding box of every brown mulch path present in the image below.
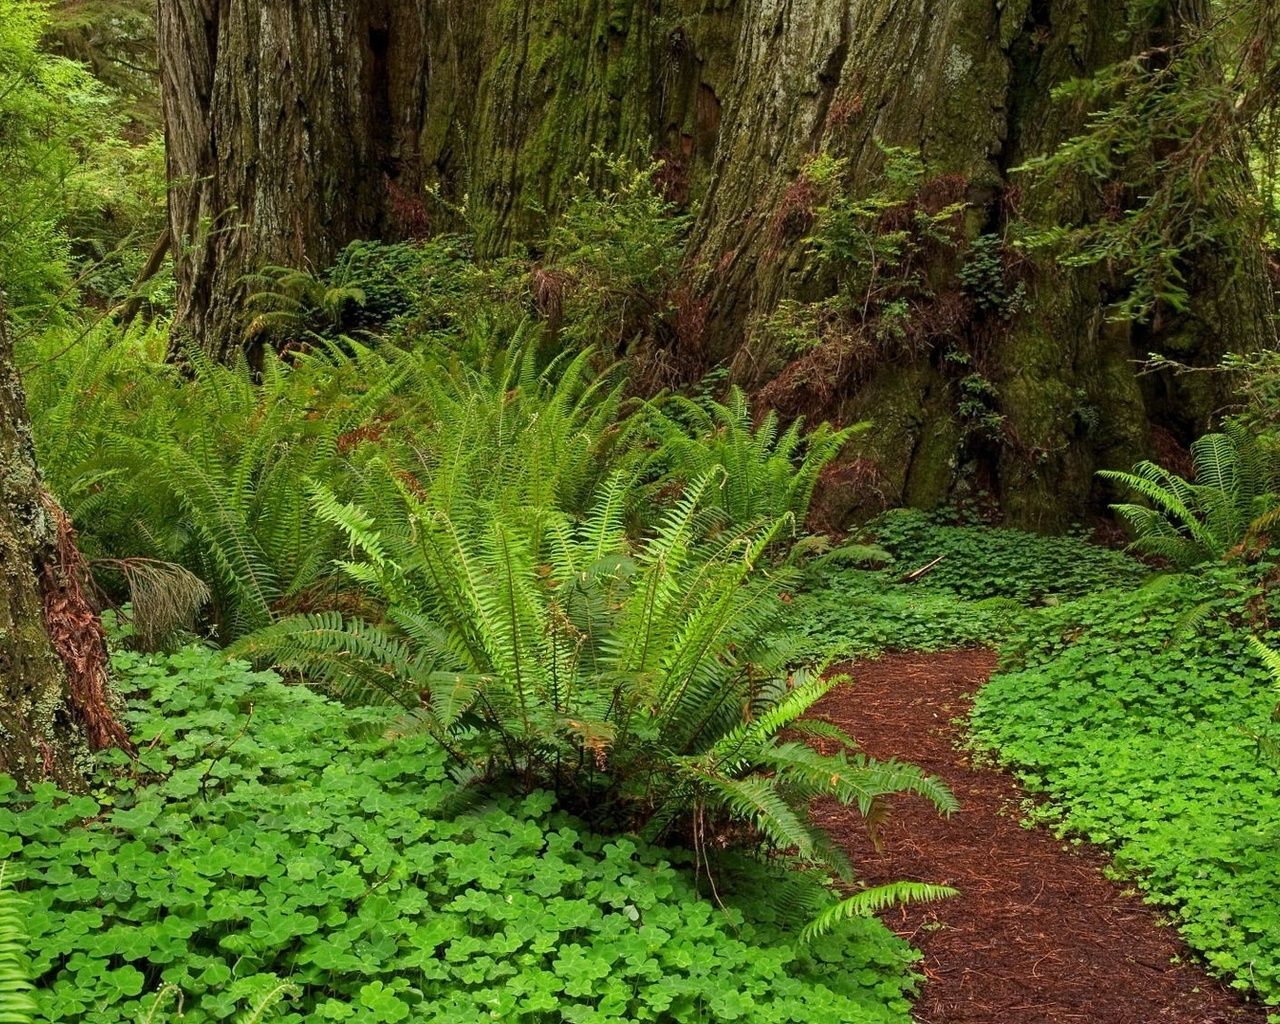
[811,648,1269,1024]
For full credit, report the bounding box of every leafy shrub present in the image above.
[970,562,1280,1002]
[1099,423,1280,569]
[868,508,1146,602]
[0,0,117,322]
[541,152,691,352]
[3,642,929,1024]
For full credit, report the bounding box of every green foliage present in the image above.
[1100,423,1280,568]
[970,560,1280,1002]
[806,147,961,283]
[23,324,418,642]
[799,882,958,943]
[0,0,165,323]
[25,312,862,648]
[0,0,103,318]
[867,508,1148,602]
[780,567,1027,663]
[398,335,640,519]
[955,234,1026,322]
[234,470,956,876]
[1244,635,1280,771]
[244,241,438,346]
[541,151,692,351]
[1014,2,1279,321]
[775,510,1144,662]
[43,0,159,130]
[757,146,967,364]
[3,642,925,1023]
[0,864,36,1024]
[652,387,864,529]
[241,154,690,358]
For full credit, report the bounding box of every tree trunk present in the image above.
[159,0,434,362]
[160,0,1276,528]
[672,0,1276,529]
[0,289,129,791]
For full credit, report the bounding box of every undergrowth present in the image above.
[781,509,1145,661]
[971,562,1280,1005]
[2,641,925,1024]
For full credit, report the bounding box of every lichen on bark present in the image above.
[0,292,96,791]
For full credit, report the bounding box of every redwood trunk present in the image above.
[0,291,126,791]
[160,0,433,361]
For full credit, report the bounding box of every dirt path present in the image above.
[810,649,1269,1024]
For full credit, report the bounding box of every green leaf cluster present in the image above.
[2,643,925,1023]
[1100,423,1280,569]
[0,0,166,322]
[971,560,1280,1003]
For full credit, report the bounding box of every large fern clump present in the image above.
[1099,423,1280,569]
[235,465,957,892]
[26,325,423,642]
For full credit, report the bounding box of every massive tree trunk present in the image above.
[161,0,1276,527]
[159,0,434,361]
[0,290,129,791]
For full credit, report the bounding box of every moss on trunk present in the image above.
[0,294,95,791]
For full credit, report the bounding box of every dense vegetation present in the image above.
[3,0,1280,1021]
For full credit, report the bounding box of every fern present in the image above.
[1100,424,1280,569]
[235,982,299,1024]
[652,385,867,531]
[0,865,36,1024]
[240,458,955,888]
[800,882,960,942]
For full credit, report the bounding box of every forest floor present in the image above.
[811,649,1270,1024]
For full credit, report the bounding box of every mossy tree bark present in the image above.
[0,291,128,791]
[159,0,435,361]
[159,0,720,356]
[674,0,1275,528]
[161,0,1275,527]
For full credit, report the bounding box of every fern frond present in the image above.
[236,982,300,1024]
[0,864,36,1024]
[1249,636,1280,685]
[95,558,210,647]
[230,613,421,708]
[688,772,820,862]
[800,882,959,942]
